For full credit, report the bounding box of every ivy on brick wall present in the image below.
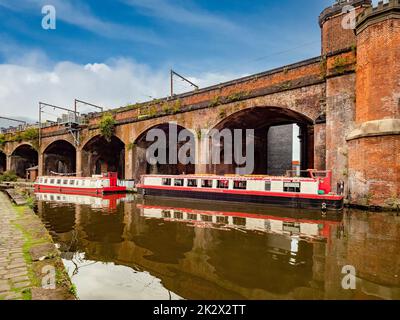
[0,128,39,150]
[99,113,116,142]
[0,134,5,148]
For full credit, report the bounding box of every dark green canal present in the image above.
[34,193,400,300]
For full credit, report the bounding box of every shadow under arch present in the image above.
[10,144,38,178]
[81,135,125,179]
[132,122,195,181]
[0,150,6,173]
[43,140,76,175]
[207,106,314,176]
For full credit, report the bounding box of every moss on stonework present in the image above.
[10,203,76,300]
[218,108,227,119]
[332,56,350,74]
[210,96,222,107]
[320,57,327,79]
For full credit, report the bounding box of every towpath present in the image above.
[0,192,75,300]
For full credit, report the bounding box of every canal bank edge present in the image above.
[0,192,76,300]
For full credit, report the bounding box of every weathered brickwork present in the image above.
[326,73,356,196]
[1,0,399,208]
[347,0,400,206]
[348,136,400,206]
[319,0,371,55]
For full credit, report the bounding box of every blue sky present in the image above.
[0,0,334,69]
[0,0,337,122]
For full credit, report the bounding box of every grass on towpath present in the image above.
[0,192,76,300]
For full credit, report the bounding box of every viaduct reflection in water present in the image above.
[36,195,400,300]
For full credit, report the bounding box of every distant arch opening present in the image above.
[43,140,76,175]
[82,135,125,179]
[210,107,314,176]
[10,144,38,178]
[0,151,6,174]
[133,123,195,181]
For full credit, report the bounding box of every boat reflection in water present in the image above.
[35,193,400,300]
[35,192,131,212]
[138,202,339,241]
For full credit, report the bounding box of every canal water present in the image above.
[34,193,400,300]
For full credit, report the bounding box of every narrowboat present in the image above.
[34,172,126,195]
[137,170,344,211]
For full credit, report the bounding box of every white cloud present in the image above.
[0,56,239,124]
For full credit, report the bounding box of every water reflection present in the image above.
[35,193,400,300]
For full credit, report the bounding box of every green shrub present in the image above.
[210,96,222,107]
[149,105,158,117]
[332,56,349,74]
[0,171,18,182]
[173,99,182,113]
[21,128,39,141]
[99,113,116,142]
[26,196,35,209]
[162,103,171,114]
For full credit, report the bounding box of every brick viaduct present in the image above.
[1,0,399,208]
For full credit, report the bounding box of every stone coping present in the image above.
[346,119,400,141]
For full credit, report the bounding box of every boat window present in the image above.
[63,180,68,185]
[162,210,171,218]
[233,181,247,190]
[283,182,301,193]
[201,215,213,222]
[56,179,61,184]
[187,179,198,187]
[174,179,184,187]
[174,211,183,219]
[216,216,229,224]
[201,180,213,188]
[283,222,301,233]
[217,180,229,189]
[265,181,271,191]
[44,179,48,184]
[187,213,197,221]
[69,180,75,186]
[162,178,172,186]
[233,217,246,226]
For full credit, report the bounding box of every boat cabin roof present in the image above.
[39,175,108,181]
[141,174,317,182]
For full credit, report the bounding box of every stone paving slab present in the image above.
[29,243,58,261]
[31,288,75,300]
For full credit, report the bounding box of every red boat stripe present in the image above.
[136,184,343,201]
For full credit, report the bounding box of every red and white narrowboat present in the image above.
[34,172,126,195]
[137,170,344,211]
